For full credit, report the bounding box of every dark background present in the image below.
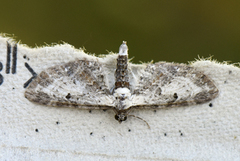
[1,1,240,64]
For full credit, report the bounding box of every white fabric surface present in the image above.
[0,36,239,161]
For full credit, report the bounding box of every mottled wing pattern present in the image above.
[131,62,218,108]
[25,59,115,109]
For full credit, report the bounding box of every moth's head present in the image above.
[115,112,127,123]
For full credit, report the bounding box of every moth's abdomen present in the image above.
[115,41,129,89]
[115,55,129,89]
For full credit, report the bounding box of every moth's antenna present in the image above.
[129,115,151,129]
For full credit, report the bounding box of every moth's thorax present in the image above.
[113,87,131,110]
[113,87,132,123]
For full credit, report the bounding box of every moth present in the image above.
[25,41,219,123]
